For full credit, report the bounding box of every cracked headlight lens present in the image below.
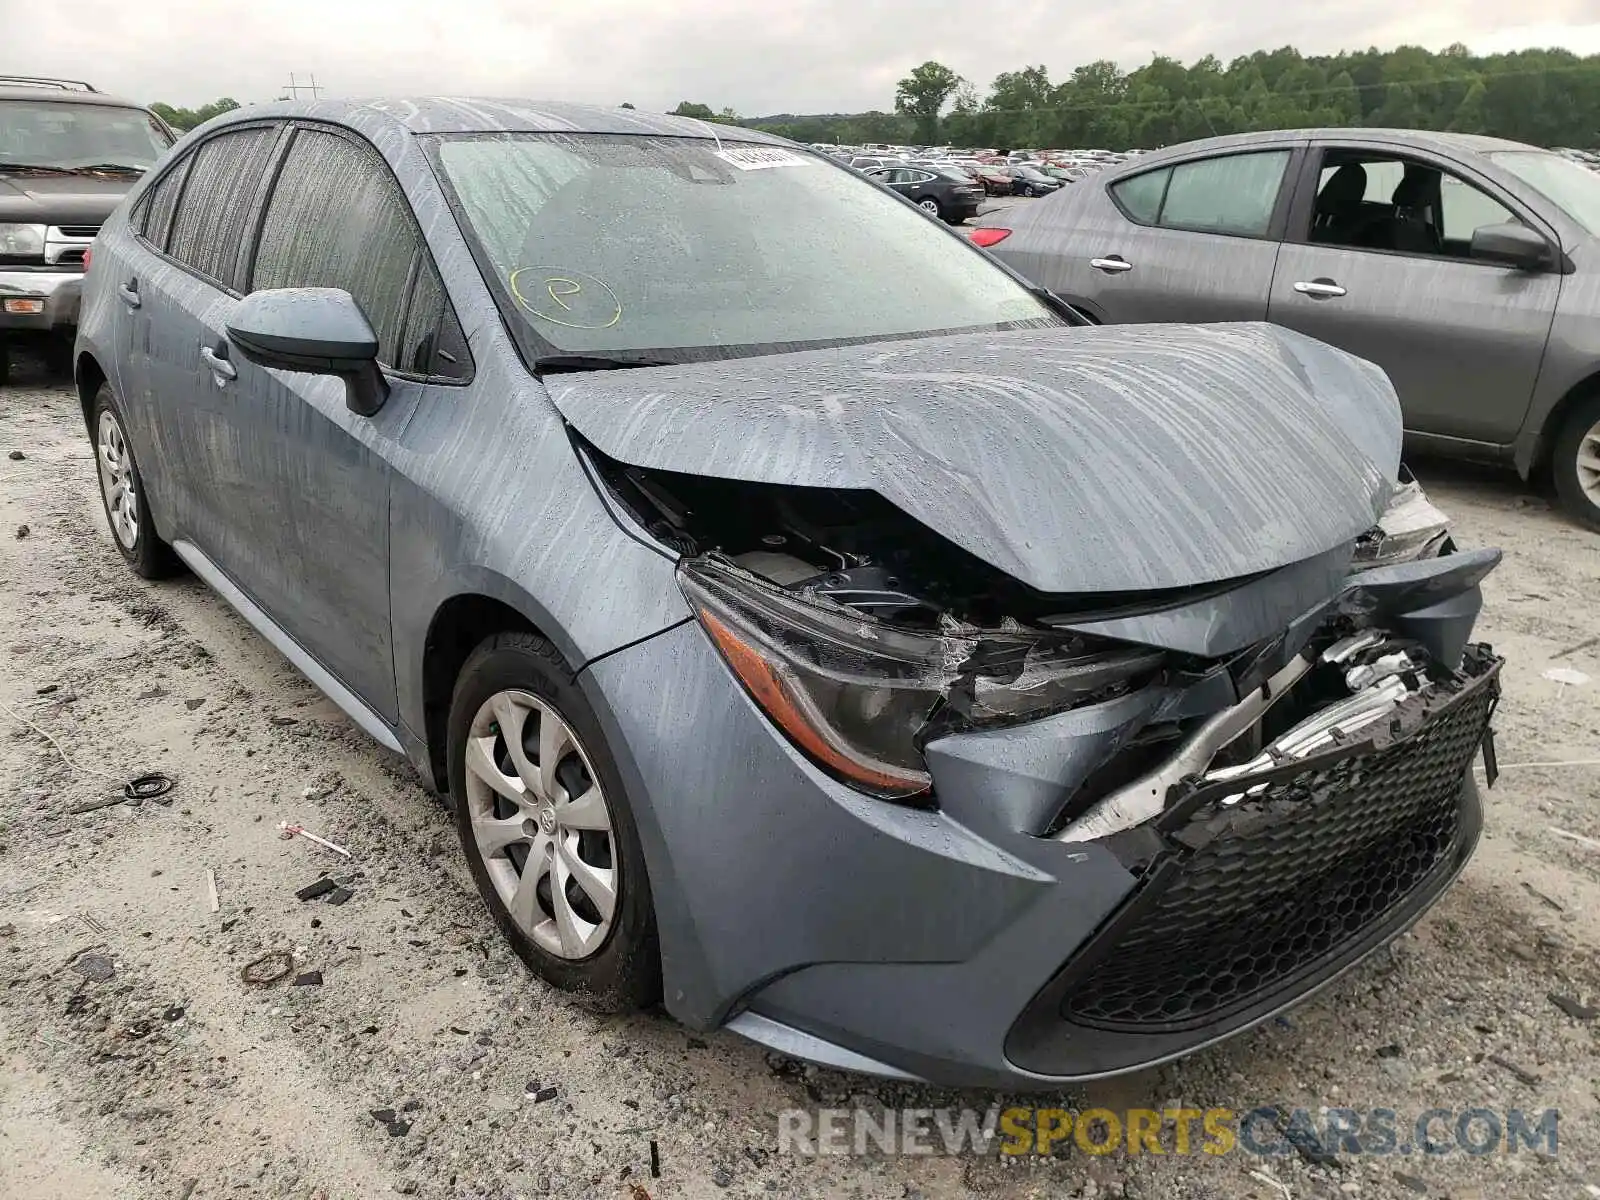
[679,556,1162,803]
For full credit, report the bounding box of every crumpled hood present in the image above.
[547,323,1402,594]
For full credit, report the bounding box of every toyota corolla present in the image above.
[73,99,1502,1087]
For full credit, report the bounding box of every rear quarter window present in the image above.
[1111,169,1168,223]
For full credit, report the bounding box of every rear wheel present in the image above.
[448,631,661,1011]
[1551,392,1600,530]
[91,384,180,578]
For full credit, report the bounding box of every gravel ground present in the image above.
[0,350,1597,1200]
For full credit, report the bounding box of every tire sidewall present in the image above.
[447,633,660,1010]
[91,384,166,577]
[1552,395,1600,531]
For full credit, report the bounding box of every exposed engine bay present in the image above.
[583,437,1488,829]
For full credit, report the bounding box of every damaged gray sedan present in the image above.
[74,99,1502,1088]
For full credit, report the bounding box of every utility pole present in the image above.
[279,73,324,102]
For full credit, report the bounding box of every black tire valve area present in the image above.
[123,771,174,800]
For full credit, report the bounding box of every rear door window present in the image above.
[251,126,469,379]
[166,126,278,288]
[1112,150,1291,237]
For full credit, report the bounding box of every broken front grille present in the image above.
[1054,649,1500,1032]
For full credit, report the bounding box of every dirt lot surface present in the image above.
[1,352,1597,1200]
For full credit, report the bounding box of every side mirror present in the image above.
[1469,221,1551,271]
[225,287,389,416]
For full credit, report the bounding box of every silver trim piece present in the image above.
[171,539,404,753]
[1204,676,1410,790]
[44,225,97,266]
[1054,651,1315,843]
[726,1012,925,1081]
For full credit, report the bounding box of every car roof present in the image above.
[204,97,794,144]
[1122,127,1541,171]
[0,85,151,109]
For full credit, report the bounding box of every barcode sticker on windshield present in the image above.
[714,146,813,171]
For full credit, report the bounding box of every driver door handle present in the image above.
[1293,279,1347,299]
[118,279,141,309]
[200,344,237,382]
[1090,256,1133,274]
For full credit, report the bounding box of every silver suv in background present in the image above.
[0,76,174,380]
[977,128,1600,529]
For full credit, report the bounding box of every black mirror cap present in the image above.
[226,287,388,416]
[1469,221,1552,270]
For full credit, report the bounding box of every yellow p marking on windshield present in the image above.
[545,277,581,311]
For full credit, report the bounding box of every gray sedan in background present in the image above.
[74,101,1502,1088]
[978,128,1600,529]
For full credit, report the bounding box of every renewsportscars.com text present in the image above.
[778,1106,1559,1158]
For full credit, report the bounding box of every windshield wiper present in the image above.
[0,162,73,175]
[73,163,146,175]
[531,354,671,374]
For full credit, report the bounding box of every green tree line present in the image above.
[148,97,241,132]
[744,44,1600,149]
[152,43,1600,149]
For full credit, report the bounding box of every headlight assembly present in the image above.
[0,223,47,259]
[679,556,1163,803]
[1352,467,1452,570]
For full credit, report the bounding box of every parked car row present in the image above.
[974,126,1600,529]
[65,96,1507,1091]
[860,162,986,223]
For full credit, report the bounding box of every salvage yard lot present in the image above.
[1,357,1597,1200]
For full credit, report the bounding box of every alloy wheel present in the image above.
[462,689,618,960]
[1579,416,1600,507]
[918,198,940,213]
[96,409,139,549]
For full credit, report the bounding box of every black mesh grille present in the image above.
[1058,662,1499,1032]
[56,225,100,238]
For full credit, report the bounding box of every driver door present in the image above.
[1267,144,1561,443]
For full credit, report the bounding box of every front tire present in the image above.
[1551,392,1600,530]
[91,383,179,578]
[917,197,942,219]
[448,631,661,1012]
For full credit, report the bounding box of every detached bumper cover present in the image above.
[0,266,83,332]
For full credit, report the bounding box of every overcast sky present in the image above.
[9,0,1600,116]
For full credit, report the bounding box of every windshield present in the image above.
[1490,150,1600,237]
[430,133,1051,362]
[0,101,172,172]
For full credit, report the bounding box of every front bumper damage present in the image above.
[585,532,1503,1088]
[1007,641,1499,1077]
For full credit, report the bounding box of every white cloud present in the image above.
[7,0,1598,116]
